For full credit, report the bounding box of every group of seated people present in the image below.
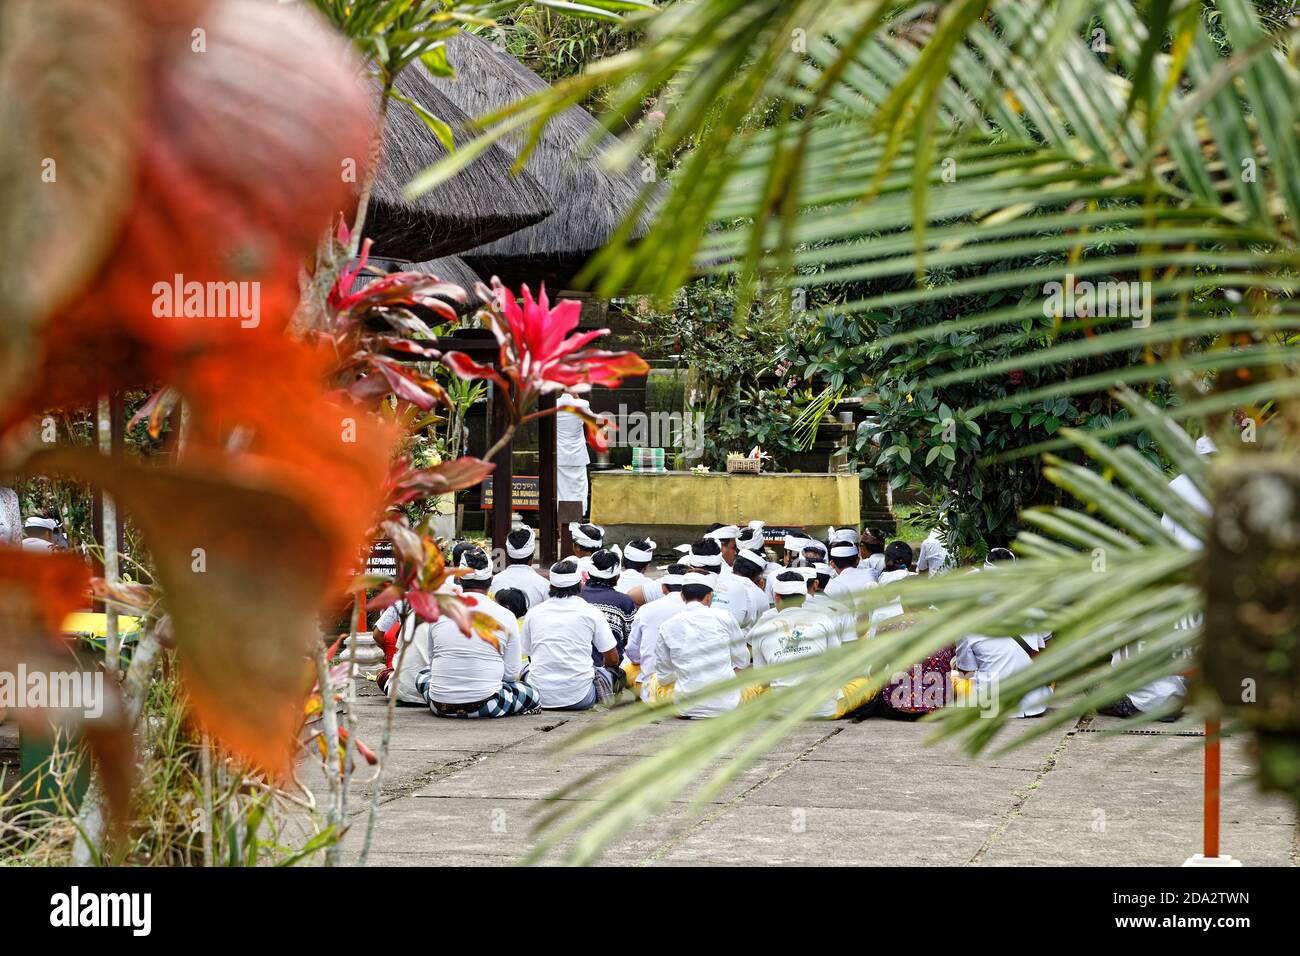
[369,520,1186,723]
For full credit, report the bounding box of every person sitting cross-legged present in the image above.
[749,571,877,719]
[651,566,750,718]
[521,559,624,710]
[624,563,687,698]
[418,548,541,719]
[580,548,637,661]
[952,548,1050,718]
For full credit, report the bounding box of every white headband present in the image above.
[661,571,686,587]
[569,523,604,549]
[549,565,583,588]
[829,527,859,545]
[773,575,807,596]
[586,551,620,580]
[674,543,692,555]
[683,570,717,591]
[1195,435,1218,456]
[813,562,831,576]
[795,567,818,581]
[458,555,492,582]
[803,540,827,556]
[734,549,766,572]
[706,525,739,541]
[783,534,807,551]
[623,540,655,562]
[24,516,58,531]
[506,529,536,559]
[830,543,858,557]
[688,552,723,569]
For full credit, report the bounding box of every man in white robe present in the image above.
[556,390,595,515]
[953,549,1050,718]
[750,571,874,719]
[652,569,749,717]
[624,564,686,699]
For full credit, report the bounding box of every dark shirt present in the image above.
[579,581,636,663]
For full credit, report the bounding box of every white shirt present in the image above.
[423,594,521,705]
[627,591,684,698]
[653,601,749,717]
[492,563,551,610]
[954,632,1050,718]
[617,567,662,602]
[1110,643,1189,712]
[1159,471,1209,551]
[521,595,616,707]
[556,394,593,466]
[916,530,953,575]
[730,575,771,628]
[378,606,424,704]
[823,564,876,599]
[820,564,876,642]
[864,553,885,580]
[374,600,406,635]
[750,605,842,718]
[867,568,912,637]
[710,575,761,629]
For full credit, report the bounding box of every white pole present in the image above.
[97,396,119,679]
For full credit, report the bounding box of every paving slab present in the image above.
[652,804,998,866]
[799,717,1067,772]
[301,684,1299,867]
[977,815,1295,867]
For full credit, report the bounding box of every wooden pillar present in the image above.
[490,381,513,556]
[537,391,557,565]
[1204,719,1221,858]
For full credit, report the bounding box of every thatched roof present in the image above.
[432,33,659,288]
[365,62,554,263]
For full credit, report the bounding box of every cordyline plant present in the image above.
[444,279,651,459]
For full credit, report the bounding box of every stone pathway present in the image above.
[302,686,1299,866]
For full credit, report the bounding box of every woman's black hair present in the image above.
[494,587,529,619]
[884,540,914,571]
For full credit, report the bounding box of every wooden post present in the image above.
[538,391,557,565]
[558,500,582,558]
[490,381,513,556]
[1204,718,1221,858]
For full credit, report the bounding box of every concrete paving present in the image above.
[301,684,1300,867]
